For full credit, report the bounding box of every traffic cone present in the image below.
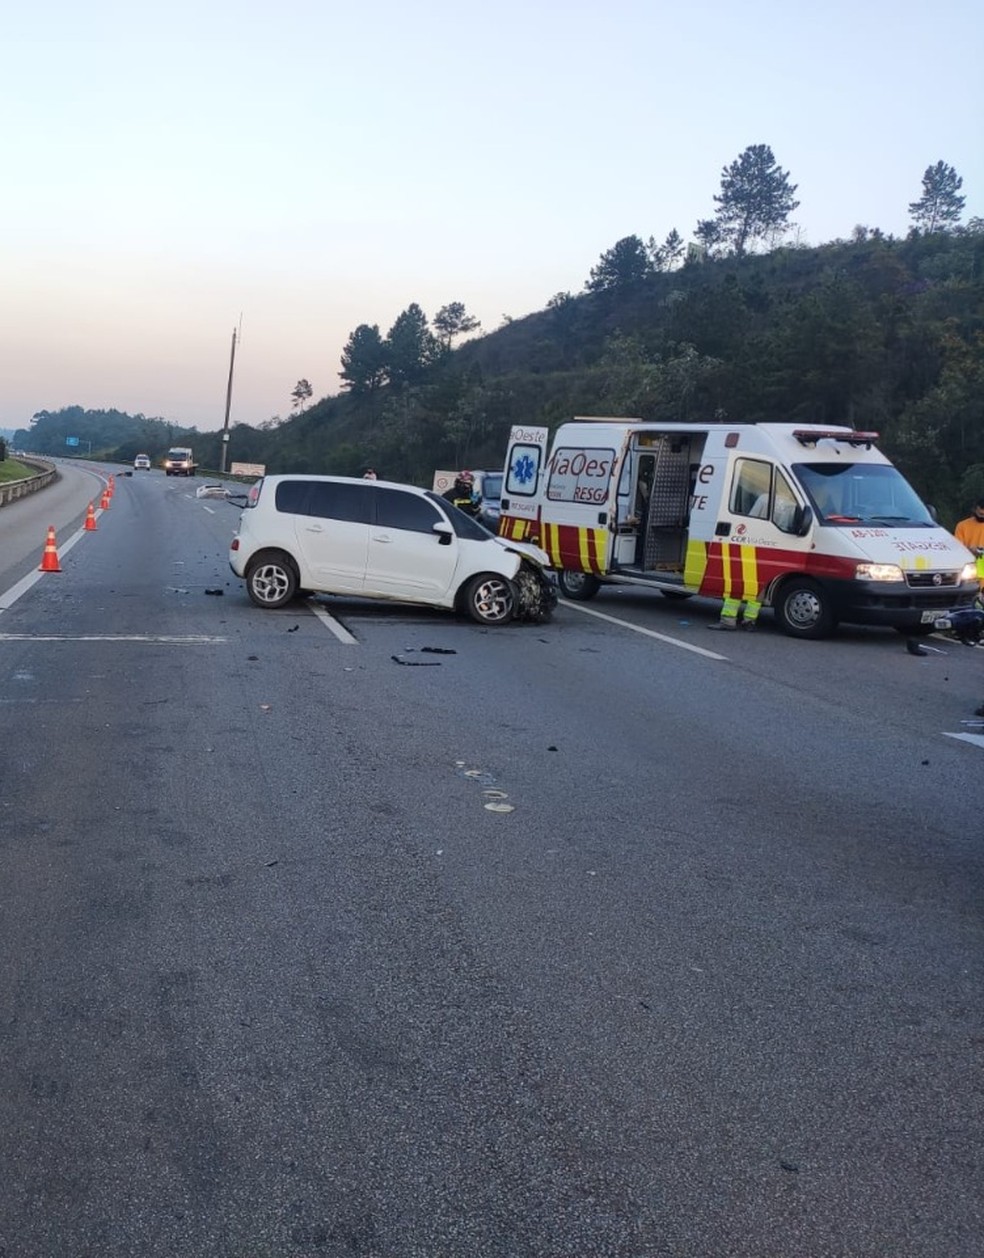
[84,501,98,531]
[100,489,110,510]
[39,526,61,572]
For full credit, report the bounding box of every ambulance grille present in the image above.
[904,570,960,589]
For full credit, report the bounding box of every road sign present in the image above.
[66,436,79,447]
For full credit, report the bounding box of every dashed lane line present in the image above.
[309,603,359,644]
[943,732,984,750]
[559,599,729,660]
[0,634,227,644]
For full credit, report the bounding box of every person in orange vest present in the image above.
[955,497,984,603]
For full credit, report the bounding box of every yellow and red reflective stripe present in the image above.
[684,539,708,590]
[739,545,758,599]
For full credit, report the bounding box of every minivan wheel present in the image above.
[558,570,601,600]
[463,574,515,625]
[245,552,299,609]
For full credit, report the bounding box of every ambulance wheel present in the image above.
[774,577,836,639]
[558,570,600,601]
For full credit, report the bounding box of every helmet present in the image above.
[457,470,474,486]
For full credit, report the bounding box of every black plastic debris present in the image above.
[205,588,224,596]
[287,624,299,632]
[905,639,928,656]
[247,655,259,661]
[391,654,440,666]
[420,646,456,655]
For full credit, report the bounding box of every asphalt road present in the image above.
[1,463,981,1257]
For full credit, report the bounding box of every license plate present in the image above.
[921,609,942,624]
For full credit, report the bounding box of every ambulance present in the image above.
[498,419,979,638]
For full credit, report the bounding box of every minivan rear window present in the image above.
[275,480,310,514]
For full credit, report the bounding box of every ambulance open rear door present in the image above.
[499,425,549,541]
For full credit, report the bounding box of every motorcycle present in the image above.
[934,604,984,646]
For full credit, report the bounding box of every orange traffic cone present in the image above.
[85,501,98,531]
[100,489,110,510]
[39,526,61,572]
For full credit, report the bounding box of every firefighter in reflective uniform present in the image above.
[708,592,762,632]
[443,470,480,518]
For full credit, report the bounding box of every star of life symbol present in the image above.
[511,453,537,486]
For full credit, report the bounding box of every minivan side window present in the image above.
[306,481,373,524]
[376,489,443,534]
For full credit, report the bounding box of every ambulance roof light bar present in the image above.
[792,429,880,448]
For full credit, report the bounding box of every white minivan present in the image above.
[229,475,556,624]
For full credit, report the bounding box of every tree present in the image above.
[384,303,437,387]
[692,218,725,259]
[585,235,651,291]
[339,323,387,393]
[433,302,481,353]
[909,160,965,233]
[711,144,800,256]
[290,379,313,414]
[648,229,685,272]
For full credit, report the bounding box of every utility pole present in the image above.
[219,325,238,474]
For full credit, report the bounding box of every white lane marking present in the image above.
[0,634,227,644]
[0,568,43,613]
[201,504,216,514]
[0,522,92,614]
[943,733,984,750]
[559,600,728,660]
[309,603,359,644]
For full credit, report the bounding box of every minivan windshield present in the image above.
[793,462,935,527]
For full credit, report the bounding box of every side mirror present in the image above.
[432,521,454,546]
[792,504,814,537]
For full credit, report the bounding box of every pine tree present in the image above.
[712,144,799,255]
[908,161,965,233]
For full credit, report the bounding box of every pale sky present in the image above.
[2,0,981,432]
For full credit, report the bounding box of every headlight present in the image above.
[960,562,978,583]
[855,562,904,582]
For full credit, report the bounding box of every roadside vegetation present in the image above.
[0,457,38,484]
[10,149,982,526]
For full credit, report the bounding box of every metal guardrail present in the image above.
[0,457,57,508]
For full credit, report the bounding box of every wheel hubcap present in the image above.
[474,578,513,622]
[786,589,822,628]
[252,565,290,604]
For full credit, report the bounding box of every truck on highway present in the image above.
[163,447,197,477]
[498,419,980,639]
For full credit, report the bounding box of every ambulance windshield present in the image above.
[794,463,935,527]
